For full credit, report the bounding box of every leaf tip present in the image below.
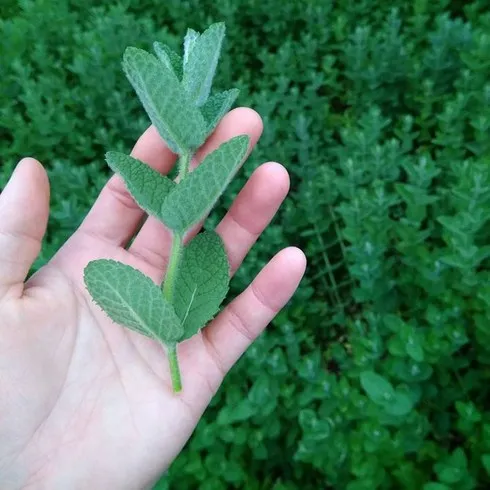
[234,134,251,152]
[104,151,122,172]
[208,21,226,35]
[122,46,139,61]
[122,46,156,71]
[105,150,117,160]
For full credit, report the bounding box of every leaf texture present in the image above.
[183,28,200,65]
[174,231,230,340]
[84,259,183,344]
[160,135,249,233]
[106,151,175,219]
[182,23,226,106]
[201,89,239,136]
[153,42,183,79]
[122,47,206,154]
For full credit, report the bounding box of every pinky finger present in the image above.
[202,247,306,381]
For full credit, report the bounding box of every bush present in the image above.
[2,0,490,488]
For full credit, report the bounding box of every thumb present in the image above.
[0,158,50,298]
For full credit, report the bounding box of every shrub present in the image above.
[2,0,490,488]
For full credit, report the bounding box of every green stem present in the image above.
[162,233,183,303]
[162,233,183,392]
[168,344,182,393]
[178,151,191,180]
[162,149,192,393]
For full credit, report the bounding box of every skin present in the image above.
[0,108,306,490]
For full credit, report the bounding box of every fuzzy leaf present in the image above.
[201,89,240,136]
[160,135,249,233]
[153,42,183,79]
[183,23,226,106]
[183,28,200,65]
[173,231,229,340]
[105,151,175,219]
[122,47,206,153]
[84,260,183,344]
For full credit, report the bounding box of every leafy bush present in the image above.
[2,0,490,488]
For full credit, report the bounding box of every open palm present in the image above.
[0,109,305,490]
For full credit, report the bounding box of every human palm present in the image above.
[0,109,305,490]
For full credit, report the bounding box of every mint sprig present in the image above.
[84,22,248,392]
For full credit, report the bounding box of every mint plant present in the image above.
[83,22,248,392]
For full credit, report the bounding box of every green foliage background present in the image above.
[2,0,490,488]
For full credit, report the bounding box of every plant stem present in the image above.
[162,233,183,392]
[162,233,183,303]
[167,344,182,392]
[178,151,191,180]
[162,150,192,393]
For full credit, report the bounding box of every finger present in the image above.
[128,108,263,270]
[78,125,176,246]
[0,158,50,297]
[201,247,306,382]
[216,162,289,275]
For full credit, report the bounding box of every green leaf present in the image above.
[450,447,468,470]
[122,47,206,154]
[436,467,464,484]
[160,135,249,233]
[183,28,200,65]
[384,391,414,416]
[182,22,226,106]
[105,151,175,219]
[201,89,240,136]
[482,454,490,475]
[406,337,424,362]
[423,484,451,490]
[174,231,229,340]
[455,401,482,423]
[217,399,255,425]
[360,371,395,405]
[84,260,183,344]
[437,215,466,238]
[435,448,468,484]
[153,42,183,79]
[395,183,438,207]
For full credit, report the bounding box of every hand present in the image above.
[0,108,306,490]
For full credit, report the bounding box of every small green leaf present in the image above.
[183,28,200,65]
[436,467,464,484]
[122,47,206,153]
[174,231,229,340]
[360,371,395,405]
[201,89,240,136]
[455,400,482,423]
[153,42,183,79]
[105,151,175,219]
[384,391,414,416]
[406,337,424,362]
[217,399,255,425]
[84,260,183,344]
[183,22,226,106]
[435,448,468,484]
[160,135,249,233]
